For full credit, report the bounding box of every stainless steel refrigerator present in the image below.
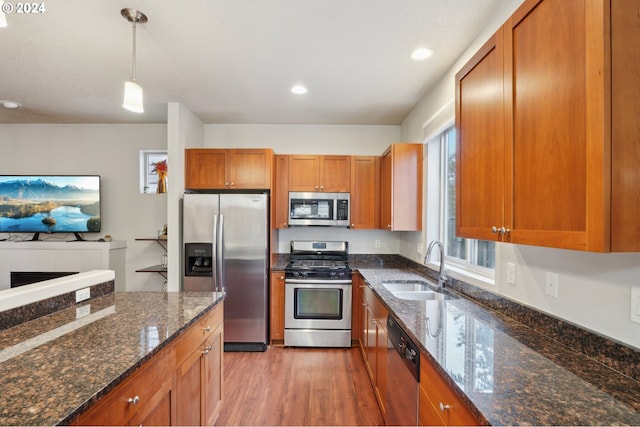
[182,192,269,352]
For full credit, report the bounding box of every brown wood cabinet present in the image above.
[72,350,175,426]
[419,352,480,426]
[380,143,423,231]
[185,148,273,190]
[288,155,351,192]
[270,271,286,344]
[359,282,388,420]
[350,156,380,229]
[72,303,223,427]
[455,0,640,252]
[272,155,290,229]
[174,303,224,426]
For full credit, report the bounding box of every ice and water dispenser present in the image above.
[184,243,213,277]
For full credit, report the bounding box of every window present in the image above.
[140,150,167,194]
[428,126,495,278]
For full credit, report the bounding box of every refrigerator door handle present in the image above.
[212,214,219,292]
[218,214,225,293]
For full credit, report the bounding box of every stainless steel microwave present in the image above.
[288,192,350,227]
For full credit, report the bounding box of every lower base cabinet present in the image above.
[359,282,388,421]
[419,352,480,426]
[72,303,223,426]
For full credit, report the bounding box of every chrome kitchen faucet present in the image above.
[424,240,447,288]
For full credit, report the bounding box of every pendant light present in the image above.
[121,8,147,113]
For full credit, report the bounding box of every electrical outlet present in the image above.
[506,263,517,285]
[545,272,559,298]
[417,243,423,254]
[76,287,90,303]
[631,287,640,324]
[375,239,381,248]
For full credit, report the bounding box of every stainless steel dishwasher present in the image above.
[386,315,420,426]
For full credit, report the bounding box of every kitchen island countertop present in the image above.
[0,291,224,426]
[357,267,640,426]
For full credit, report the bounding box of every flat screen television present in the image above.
[0,175,101,240]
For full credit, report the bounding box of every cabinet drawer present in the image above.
[419,353,479,426]
[363,286,387,329]
[175,304,223,367]
[73,350,171,426]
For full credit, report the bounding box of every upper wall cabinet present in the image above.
[272,154,290,229]
[288,155,351,192]
[350,156,380,229]
[185,148,274,190]
[380,143,423,231]
[456,0,640,252]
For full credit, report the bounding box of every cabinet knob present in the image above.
[230,182,235,186]
[439,402,451,412]
[128,396,140,405]
[351,224,355,227]
[491,226,499,234]
[387,224,391,229]
[202,344,213,355]
[371,318,377,325]
[225,182,230,186]
[279,276,284,280]
[320,186,324,190]
[203,326,211,333]
[315,185,319,190]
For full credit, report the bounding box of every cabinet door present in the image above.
[185,149,227,189]
[175,348,203,426]
[455,30,506,242]
[202,325,223,426]
[129,378,174,426]
[269,272,285,343]
[350,156,380,229]
[380,144,422,231]
[380,152,392,230]
[288,155,320,191]
[505,0,599,250]
[272,155,290,229]
[319,155,351,192]
[228,149,273,189]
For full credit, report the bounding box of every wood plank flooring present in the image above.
[215,346,384,426]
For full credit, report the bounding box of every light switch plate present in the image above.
[631,287,640,324]
[76,287,90,303]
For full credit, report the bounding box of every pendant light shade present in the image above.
[123,80,144,113]
[121,8,147,113]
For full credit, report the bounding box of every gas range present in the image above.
[284,240,352,347]
[285,241,351,281]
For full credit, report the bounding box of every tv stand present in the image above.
[31,233,41,241]
[72,233,85,241]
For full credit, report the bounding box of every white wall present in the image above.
[167,103,205,292]
[0,124,168,292]
[400,0,640,350]
[204,123,406,253]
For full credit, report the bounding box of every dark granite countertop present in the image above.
[357,268,640,426]
[0,291,224,426]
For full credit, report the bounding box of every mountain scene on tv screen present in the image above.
[0,178,100,233]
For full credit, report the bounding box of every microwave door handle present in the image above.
[218,214,225,293]
[212,214,219,292]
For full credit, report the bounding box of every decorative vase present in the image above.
[157,171,167,194]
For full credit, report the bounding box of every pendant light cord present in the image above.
[131,20,137,83]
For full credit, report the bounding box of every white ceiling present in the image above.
[0,0,503,125]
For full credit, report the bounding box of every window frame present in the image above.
[139,150,168,194]
[425,123,495,284]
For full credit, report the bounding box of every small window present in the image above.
[427,126,495,279]
[140,150,168,194]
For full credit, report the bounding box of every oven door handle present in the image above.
[285,279,352,285]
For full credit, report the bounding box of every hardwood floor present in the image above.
[215,346,384,426]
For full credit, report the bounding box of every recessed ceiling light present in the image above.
[0,100,20,109]
[411,47,434,61]
[291,85,308,95]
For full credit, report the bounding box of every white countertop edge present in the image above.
[0,269,115,312]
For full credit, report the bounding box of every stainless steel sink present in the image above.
[382,280,435,293]
[382,280,457,301]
